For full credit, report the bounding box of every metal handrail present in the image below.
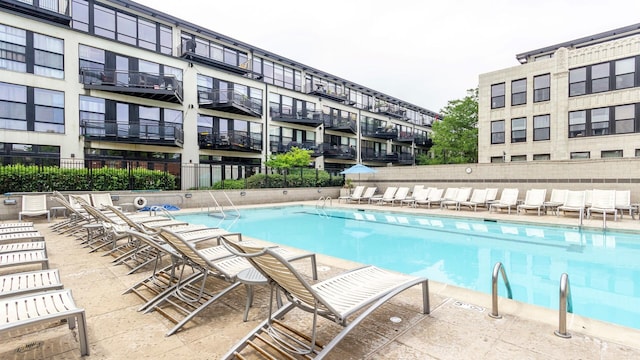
[554,273,573,338]
[208,191,225,218]
[149,205,175,219]
[221,192,240,217]
[488,262,513,319]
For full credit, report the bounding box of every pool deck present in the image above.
[2,201,640,359]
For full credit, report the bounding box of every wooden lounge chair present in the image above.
[0,289,89,356]
[517,189,547,216]
[220,237,430,359]
[19,194,50,222]
[0,268,62,298]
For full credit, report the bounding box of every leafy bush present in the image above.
[0,164,176,193]
[208,168,343,189]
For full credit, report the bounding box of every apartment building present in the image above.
[0,0,438,189]
[478,23,640,163]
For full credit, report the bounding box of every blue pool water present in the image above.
[175,206,640,330]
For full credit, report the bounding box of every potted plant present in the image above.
[343,178,354,196]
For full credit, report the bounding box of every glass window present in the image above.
[511,79,526,106]
[491,120,505,144]
[138,19,156,51]
[615,58,635,90]
[0,24,27,73]
[116,12,137,45]
[533,154,550,161]
[159,25,172,55]
[533,114,550,141]
[510,155,526,162]
[570,151,590,159]
[0,82,27,130]
[511,117,526,143]
[590,107,609,136]
[34,88,64,133]
[591,62,610,93]
[33,34,64,78]
[614,104,635,134]
[568,110,586,138]
[72,0,89,31]
[491,83,505,109]
[533,74,550,102]
[490,156,505,163]
[601,150,623,158]
[569,67,586,96]
[94,5,116,39]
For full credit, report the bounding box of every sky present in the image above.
[135,0,640,113]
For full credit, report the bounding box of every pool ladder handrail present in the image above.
[149,205,175,219]
[488,262,513,319]
[554,273,573,338]
[316,196,332,209]
[207,191,240,218]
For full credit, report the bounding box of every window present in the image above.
[137,18,156,51]
[570,151,590,159]
[614,104,635,134]
[533,74,550,102]
[533,154,550,161]
[491,120,505,144]
[601,150,622,158]
[116,12,137,45]
[511,117,526,143]
[591,62,610,93]
[636,149,640,157]
[491,83,505,108]
[615,58,635,90]
[590,107,610,136]
[533,115,550,141]
[34,88,64,133]
[568,110,586,138]
[93,4,115,39]
[511,79,526,106]
[510,155,526,162]
[490,156,505,163]
[33,34,64,78]
[72,0,89,31]
[0,25,27,72]
[0,82,27,130]
[569,67,586,96]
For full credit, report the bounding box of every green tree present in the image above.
[422,88,478,164]
[265,147,312,171]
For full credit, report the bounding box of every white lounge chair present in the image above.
[460,189,488,211]
[19,194,50,222]
[543,189,567,215]
[557,190,586,222]
[415,188,444,208]
[517,189,547,216]
[338,185,364,203]
[588,189,617,225]
[489,188,519,214]
[371,186,397,204]
[0,289,89,356]
[441,187,472,210]
[380,187,410,206]
[401,188,430,207]
[350,186,377,203]
[0,269,62,298]
[614,190,634,219]
[220,238,429,359]
[91,193,121,210]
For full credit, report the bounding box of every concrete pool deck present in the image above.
[1,201,640,359]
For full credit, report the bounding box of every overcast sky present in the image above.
[135,0,640,113]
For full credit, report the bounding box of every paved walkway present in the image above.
[2,203,640,359]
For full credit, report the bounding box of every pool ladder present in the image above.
[488,262,573,338]
[207,191,240,218]
[316,196,332,209]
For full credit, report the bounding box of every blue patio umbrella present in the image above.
[340,164,377,186]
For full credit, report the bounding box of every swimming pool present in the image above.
[175,205,640,330]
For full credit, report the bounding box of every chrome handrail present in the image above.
[554,273,573,338]
[488,262,513,319]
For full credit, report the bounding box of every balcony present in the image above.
[397,152,414,165]
[361,150,398,163]
[81,120,183,147]
[0,0,71,25]
[323,116,357,134]
[414,135,433,148]
[198,131,262,153]
[198,89,262,118]
[376,104,406,119]
[179,40,252,76]
[362,127,398,140]
[318,143,356,160]
[80,68,183,104]
[270,109,323,127]
[304,83,352,104]
[397,131,414,143]
[270,141,320,155]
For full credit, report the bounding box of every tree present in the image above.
[421,88,478,164]
[265,147,312,172]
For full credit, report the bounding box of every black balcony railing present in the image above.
[80,68,183,104]
[318,143,356,159]
[362,127,398,140]
[397,152,414,165]
[323,116,357,134]
[179,40,252,76]
[270,140,320,155]
[361,150,397,163]
[1,0,71,25]
[270,109,324,127]
[198,89,262,118]
[304,83,351,103]
[198,130,262,152]
[397,131,415,142]
[81,120,184,147]
[414,135,433,148]
[376,105,406,119]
